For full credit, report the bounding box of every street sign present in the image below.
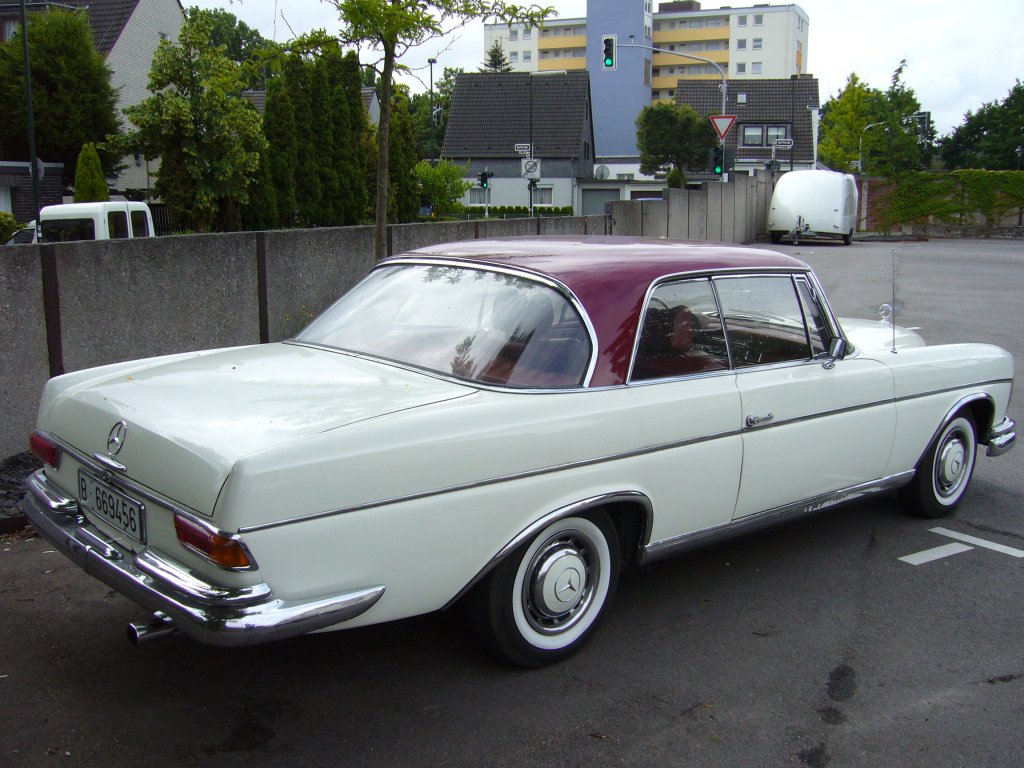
[709,114,737,140]
[522,158,540,180]
[772,138,794,149]
[514,143,532,155]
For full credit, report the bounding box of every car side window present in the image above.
[107,211,129,239]
[795,278,831,356]
[130,210,150,237]
[714,275,812,368]
[632,278,729,381]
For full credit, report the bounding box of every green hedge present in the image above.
[877,170,1024,234]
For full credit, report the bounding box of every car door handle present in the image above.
[745,413,775,428]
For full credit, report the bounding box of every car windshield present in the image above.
[297,264,592,388]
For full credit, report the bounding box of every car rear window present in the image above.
[297,264,592,388]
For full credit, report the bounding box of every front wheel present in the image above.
[468,512,620,667]
[900,413,977,518]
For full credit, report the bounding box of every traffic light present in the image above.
[711,145,724,175]
[601,35,616,70]
[477,171,493,189]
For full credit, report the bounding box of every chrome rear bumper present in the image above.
[986,417,1016,457]
[22,470,385,647]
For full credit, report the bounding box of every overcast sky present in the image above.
[189,0,1024,135]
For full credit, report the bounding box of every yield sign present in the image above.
[710,114,737,140]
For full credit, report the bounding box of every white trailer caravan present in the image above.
[768,170,858,245]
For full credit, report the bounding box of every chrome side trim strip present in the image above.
[239,379,1012,534]
[92,453,127,473]
[442,490,654,611]
[22,471,385,647]
[238,432,738,534]
[640,471,915,565]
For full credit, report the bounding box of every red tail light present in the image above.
[30,431,60,467]
[174,514,254,570]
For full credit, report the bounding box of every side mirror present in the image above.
[822,337,847,369]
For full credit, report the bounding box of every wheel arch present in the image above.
[444,490,653,610]
[913,393,993,469]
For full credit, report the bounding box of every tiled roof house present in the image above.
[441,71,595,211]
[675,76,821,177]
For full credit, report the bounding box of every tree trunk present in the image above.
[374,43,396,261]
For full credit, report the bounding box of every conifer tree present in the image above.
[264,72,299,227]
[73,143,110,202]
[480,40,513,73]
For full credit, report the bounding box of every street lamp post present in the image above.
[19,0,42,238]
[525,70,565,216]
[1016,145,1023,226]
[859,121,887,177]
[620,38,728,178]
[427,58,437,162]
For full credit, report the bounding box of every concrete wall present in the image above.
[609,173,773,243]
[0,194,750,460]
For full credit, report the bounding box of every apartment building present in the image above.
[485,1,808,161]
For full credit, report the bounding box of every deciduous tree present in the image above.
[121,15,266,232]
[941,81,1024,170]
[414,159,471,216]
[326,0,553,259]
[635,102,717,186]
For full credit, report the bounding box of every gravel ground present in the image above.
[0,452,41,534]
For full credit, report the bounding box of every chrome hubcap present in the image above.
[935,432,968,497]
[525,538,595,634]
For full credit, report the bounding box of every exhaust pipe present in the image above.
[127,612,179,646]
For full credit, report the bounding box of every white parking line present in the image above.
[931,527,1024,558]
[899,542,974,565]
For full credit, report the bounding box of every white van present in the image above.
[39,201,154,243]
[768,170,858,246]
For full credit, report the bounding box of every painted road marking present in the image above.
[899,527,1024,565]
[930,527,1024,558]
[899,542,974,565]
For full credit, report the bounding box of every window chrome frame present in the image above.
[293,257,600,392]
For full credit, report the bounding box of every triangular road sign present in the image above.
[710,114,737,140]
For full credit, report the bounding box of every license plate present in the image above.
[77,469,146,543]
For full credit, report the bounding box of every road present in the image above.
[1,238,1021,767]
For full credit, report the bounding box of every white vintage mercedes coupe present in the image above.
[23,236,1016,666]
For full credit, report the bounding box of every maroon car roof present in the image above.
[394,236,811,387]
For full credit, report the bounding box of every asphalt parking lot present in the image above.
[1,237,1021,767]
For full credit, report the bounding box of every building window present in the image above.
[644,58,651,86]
[754,14,764,25]
[737,14,748,26]
[668,90,675,98]
[742,126,764,146]
[510,51,518,62]
[737,93,748,104]
[469,188,489,205]
[616,173,635,181]
[573,48,585,57]
[751,61,763,74]
[736,39,747,50]
[752,38,763,50]
[736,63,746,75]
[509,30,518,41]
[523,29,531,39]
[533,186,553,205]
[766,125,790,143]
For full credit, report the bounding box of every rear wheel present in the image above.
[468,512,620,667]
[900,413,977,518]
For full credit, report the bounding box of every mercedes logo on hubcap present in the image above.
[107,421,127,456]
